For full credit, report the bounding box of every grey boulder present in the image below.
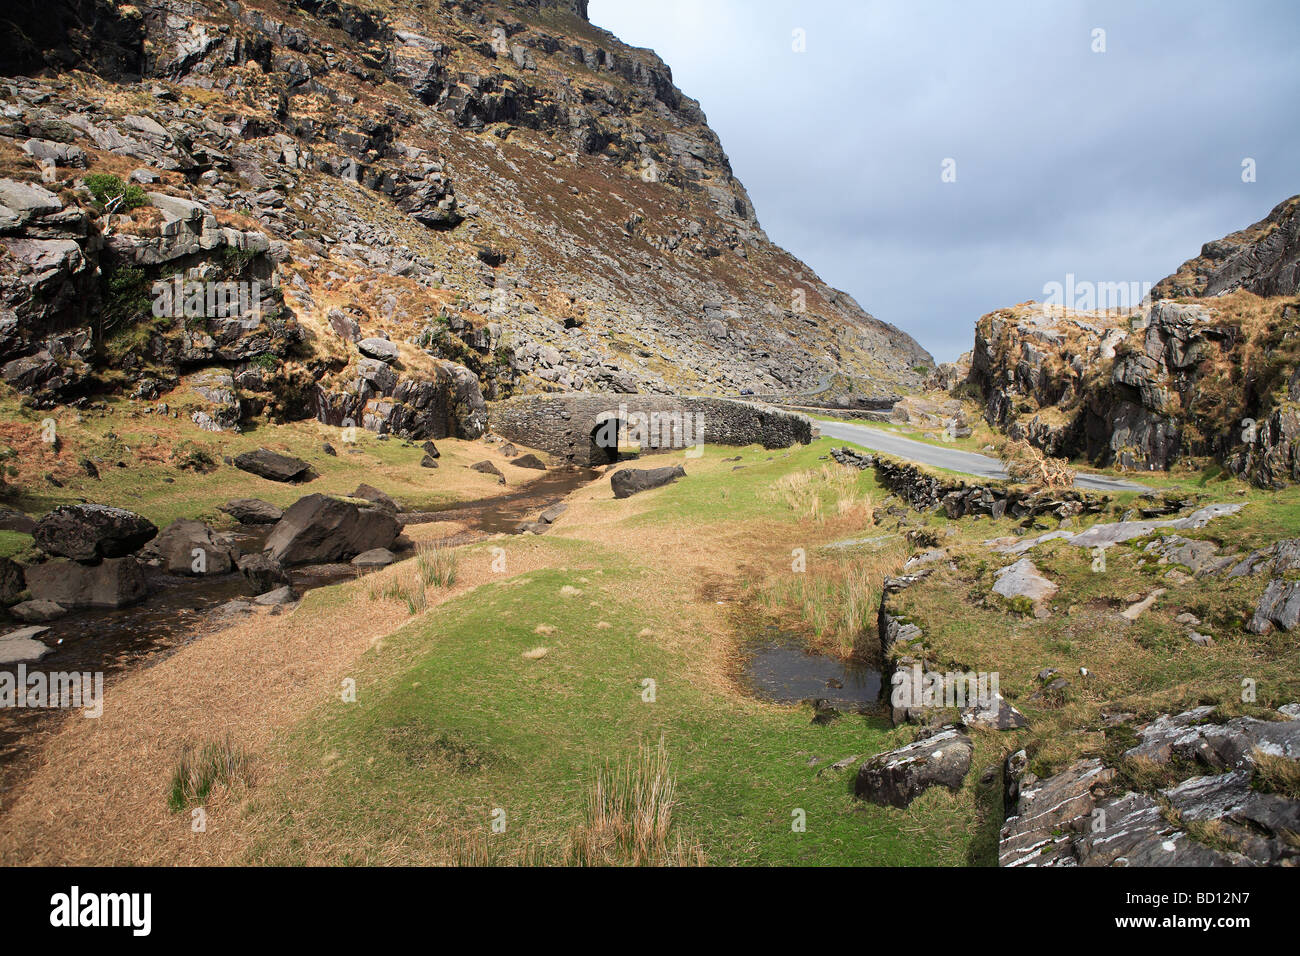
[24,556,149,609]
[219,498,284,524]
[610,465,685,499]
[854,725,973,808]
[233,448,315,483]
[33,504,158,562]
[264,494,401,566]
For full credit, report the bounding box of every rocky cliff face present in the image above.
[963,196,1300,485]
[0,0,930,439]
[1152,195,1300,300]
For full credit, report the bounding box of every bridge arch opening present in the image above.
[589,411,626,465]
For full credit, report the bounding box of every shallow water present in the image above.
[740,628,882,712]
[0,466,602,788]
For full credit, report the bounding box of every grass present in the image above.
[370,571,429,615]
[245,539,990,866]
[167,737,255,812]
[1253,748,1300,800]
[565,737,704,866]
[416,541,458,588]
[0,393,542,532]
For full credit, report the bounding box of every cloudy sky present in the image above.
[589,0,1300,363]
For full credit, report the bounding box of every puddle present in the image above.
[740,628,882,712]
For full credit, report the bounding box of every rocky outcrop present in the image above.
[999,705,1300,866]
[0,0,932,414]
[315,361,488,441]
[963,200,1300,485]
[263,493,401,565]
[1152,195,1300,300]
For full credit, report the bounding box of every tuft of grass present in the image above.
[417,541,458,589]
[167,737,254,812]
[370,572,428,615]
[565,738,704,867]
[1251,748,1300,800]
[756,547,903,658]
[767,465,875,524]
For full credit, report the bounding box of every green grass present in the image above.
[0,395,508,530]
[0,529,32,561]
[249,526,993,865]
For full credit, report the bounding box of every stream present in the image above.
[0,464,602,793]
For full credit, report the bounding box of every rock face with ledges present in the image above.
[0,0,932,418]
[1000,705,1300,866]
[1152,195,1300,300]
[960,200,1300,485]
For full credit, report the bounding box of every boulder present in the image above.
[219,498,283,524]
[0,508,37,534]
[237,552,290,594]
[148,519,237,575]
[961,694,1028,730]
[1248,579,1300,634]
[358,337,399,363]
[9,599,68,623]
[1,555,25,605]
[264,494,401,566]
[991,558,1058,603]
[253,585,298,606]
[854,726,973,808]
[421,440,440,458]
[420,454,439,468]
[539,503,568,524]
[471,460,506,483]
[233,448,315,482]
[33,504,158,562]
[512,453,547,470]
[1123,705,1300,770]
[351,484,400,513]
[24,556,149,608]
[351,548,396,568]
[0,626,51,665]
[610,465,685,499]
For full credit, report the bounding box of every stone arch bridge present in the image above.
[489,394,814,466]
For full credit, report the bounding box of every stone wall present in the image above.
[489,393,813,465]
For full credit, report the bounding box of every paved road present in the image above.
[817,419,1146,493]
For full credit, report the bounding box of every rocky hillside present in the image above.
[957,196,1300,485]
[0,0,930,443]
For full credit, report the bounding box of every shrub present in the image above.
[998,439,1075,490]
[84,173,149,212]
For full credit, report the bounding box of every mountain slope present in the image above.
[0,0,930,440]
